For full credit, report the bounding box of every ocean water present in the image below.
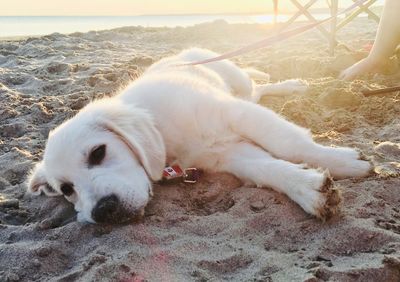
[0,14,329,37]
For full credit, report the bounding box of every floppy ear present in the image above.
[91,99,166,181]
[27,162,61,196]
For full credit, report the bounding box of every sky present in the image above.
[1,0,385,16]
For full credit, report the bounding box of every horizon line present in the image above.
[0,7,366,18]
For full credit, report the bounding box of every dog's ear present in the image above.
[92,99,166,181]
[27,162,61,196]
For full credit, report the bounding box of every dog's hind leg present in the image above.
[224,100,372,179]
[219,142,341,220]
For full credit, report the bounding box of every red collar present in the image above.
[160,164,202,184]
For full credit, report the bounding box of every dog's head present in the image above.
[27,98,166,224]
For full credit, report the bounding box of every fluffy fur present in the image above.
[27,48,372,223]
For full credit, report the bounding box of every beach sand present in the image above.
[0,19,400,281]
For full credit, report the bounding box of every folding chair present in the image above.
[273,0,380,55]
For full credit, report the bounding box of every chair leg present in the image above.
[291,0,331,39]
[337,0,379,31]
[281,0,318,32]
[273,0,278,26]
[330,0,338,55]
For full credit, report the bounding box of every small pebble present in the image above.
[32,259,41,268]
[315,255,331,262]
[36,246,52,257]
[306,262,321,269]
[250,200,265,211]
[119,264,130,273]
[37,219,53,230]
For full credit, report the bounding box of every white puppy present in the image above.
[27,48,371,223]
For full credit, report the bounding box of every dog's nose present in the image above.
[91,194,120,223]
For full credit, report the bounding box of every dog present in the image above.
[27,48,372,224]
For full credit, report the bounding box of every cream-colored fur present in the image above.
[27,48,371,223]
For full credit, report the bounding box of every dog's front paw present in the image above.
[281,79,309,95]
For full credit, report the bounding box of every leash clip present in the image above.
[161,165,202,184]
[183,168,200,183]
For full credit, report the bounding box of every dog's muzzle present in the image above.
[91,194,132,223]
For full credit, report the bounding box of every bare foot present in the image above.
[339,57,382,81]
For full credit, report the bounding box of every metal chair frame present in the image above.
[272,0,380,54]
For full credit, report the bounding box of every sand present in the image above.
[0,19,400,281]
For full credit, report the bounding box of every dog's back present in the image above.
[145,48,254,99]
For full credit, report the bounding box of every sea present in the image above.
[0,14,337,38]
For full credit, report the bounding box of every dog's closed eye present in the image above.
[60,183,74,196]
[88,144,106,166]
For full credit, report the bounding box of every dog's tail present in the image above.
[244,68,270,81]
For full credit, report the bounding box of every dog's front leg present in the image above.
[224,99,371,179]
[252,79,308,102]
[219,142,341,220]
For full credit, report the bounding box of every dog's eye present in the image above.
[60,183,74,196]
[89,144,106,166]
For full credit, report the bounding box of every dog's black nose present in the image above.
[91,194,120,223]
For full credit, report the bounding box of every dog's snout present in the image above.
[91,194,120,223]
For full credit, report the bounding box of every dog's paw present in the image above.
[280,79,309,95]
[295,169,341,221]
[323,147,373,179]
[315,173,342,221]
